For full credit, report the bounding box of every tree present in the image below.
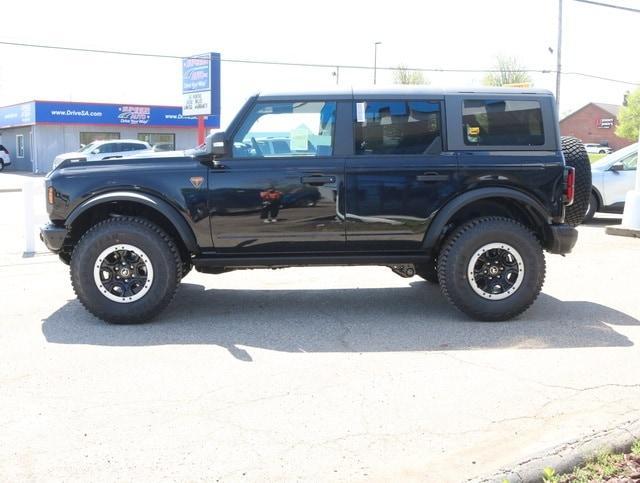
[616,87,640,141]
[393,65,428,85]
[482,55,532,87]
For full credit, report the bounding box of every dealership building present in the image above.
[559,102,633,152]
[0,100,219,173]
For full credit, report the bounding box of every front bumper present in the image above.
[547,224,578,254]
[40,223,68,252]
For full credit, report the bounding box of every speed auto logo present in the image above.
[118,106,151,125]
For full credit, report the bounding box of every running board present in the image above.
[192,253,430,268]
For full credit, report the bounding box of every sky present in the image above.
[0,0,638,127]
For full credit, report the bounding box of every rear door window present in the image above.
[354,100,441,155]
[463,99,544,146]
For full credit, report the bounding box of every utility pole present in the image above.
[373,42,381,85]
[556,0,563,108]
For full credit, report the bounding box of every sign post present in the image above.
[182,52,221,144]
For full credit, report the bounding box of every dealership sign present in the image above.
[182,52,221,117]
[597,118,614,129]
[0,101,219,129]
[0,102,35,128]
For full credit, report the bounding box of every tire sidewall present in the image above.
[584,192,598,222]
[440,220,544,320]
[71,219,178,323]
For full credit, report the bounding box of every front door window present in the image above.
[232,101,336,158]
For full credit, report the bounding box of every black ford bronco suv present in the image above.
[41,87,590,323]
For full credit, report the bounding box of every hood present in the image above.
[55,151,86,161]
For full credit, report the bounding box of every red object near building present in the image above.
[559,102,633,152]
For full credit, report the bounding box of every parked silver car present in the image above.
[52,139,152,170]
[585,142,638,222]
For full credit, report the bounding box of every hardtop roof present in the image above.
[256,85,554,100]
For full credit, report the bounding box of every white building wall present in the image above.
[33,125,200,173]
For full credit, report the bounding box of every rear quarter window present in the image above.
[463,99,544,146]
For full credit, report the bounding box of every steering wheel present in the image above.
[250,137,264,157]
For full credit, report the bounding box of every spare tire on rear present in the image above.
[561,136,592,227]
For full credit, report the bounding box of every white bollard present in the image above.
[22,178,36,255]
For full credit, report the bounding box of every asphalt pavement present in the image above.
[1,173,639,482]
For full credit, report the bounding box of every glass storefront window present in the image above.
[138,133,175,151]
[79,132,120,148]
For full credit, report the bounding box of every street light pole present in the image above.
[373,41,381,85]
[556,0,563,108]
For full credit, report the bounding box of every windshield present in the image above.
[591,143,638,170]
[79,142,98,153]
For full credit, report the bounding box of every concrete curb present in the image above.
[471,418,640,483]
[606,225,640,238]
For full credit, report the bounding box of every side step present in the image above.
[192,253,430,269]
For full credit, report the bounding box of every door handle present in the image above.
[416,172,448,182]
[300,175,335,185]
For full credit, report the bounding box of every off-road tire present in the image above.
[561,136,592,226]
[415,261,438,284]
[70,216,182,324]
[437,217,546,321]
[583,192,598,223]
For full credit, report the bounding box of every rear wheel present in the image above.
[561,136,592,226]
[438,217,545,321]
[71,217,182,324]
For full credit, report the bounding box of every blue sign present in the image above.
[182,52,221,117]
[34,101,219,128]
[0,102,35,128]
[183,56,211,93]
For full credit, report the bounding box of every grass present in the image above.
[539,441,640,482]
[588,153,606,163]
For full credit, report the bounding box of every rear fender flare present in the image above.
[422,187,551,251]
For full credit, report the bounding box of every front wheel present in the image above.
[0,161,4,172]
[437,217,546,321]
[71,217,182,323]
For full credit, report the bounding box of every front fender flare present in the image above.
[66,191,198,253]
[422,187,552,251]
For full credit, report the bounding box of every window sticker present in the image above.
[356,102,366,123]
[290,127,309,151]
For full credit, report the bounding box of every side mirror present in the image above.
[205,131,227,157]
[610,162,624,173]
[91,149,99,155]
[79,144,86,149]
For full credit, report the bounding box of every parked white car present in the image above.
[585,142,638,222]
[51,139,152,170]
[0,144,11,171]
[584,143,613,154]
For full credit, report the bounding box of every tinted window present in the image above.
[232,101,336,158]
[122,143,146,152]
[354,100,441,155]
[97,143,117,154]
[463,99,544,146]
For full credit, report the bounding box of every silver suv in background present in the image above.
[51,139,152,170]
[0,144,11,171]
[585,142,638,221]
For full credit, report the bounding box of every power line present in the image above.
[0,39,638,86]
[572,0,640,13]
